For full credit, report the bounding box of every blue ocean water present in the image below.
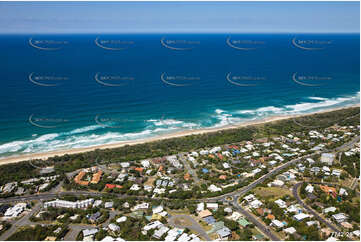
[0,33,359,157]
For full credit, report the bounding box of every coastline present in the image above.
[0,104,359,166]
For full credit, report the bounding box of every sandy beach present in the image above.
[0,105,359,166]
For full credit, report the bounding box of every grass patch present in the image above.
[254,187,292,200]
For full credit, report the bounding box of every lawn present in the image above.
[167,208,191,216]
[254,187,292,199]
[144,177,156,186]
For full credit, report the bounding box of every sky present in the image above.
[0,1,359,34]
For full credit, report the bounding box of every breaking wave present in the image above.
[0,92,359,158]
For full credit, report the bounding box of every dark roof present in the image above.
[307,193,317,200]
[89,211,101,221]
[0,204,10,214]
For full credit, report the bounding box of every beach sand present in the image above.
[0,105,359,166]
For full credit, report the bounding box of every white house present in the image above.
[108,223,120,232]
[4,203,27,217]
[120,162,130,168]
[222,151,232,157]
[206,203,219,211]
[284,227,296,234]
[321,153,335,165]
[249,199,263,209]
[210,147,221,154]
[133,202,149,211]
[191,151,199,157]
[268,160,277,166]
[141,160,151,168]
[339,188,348,196]
[274,199,287,208]
[104,202,114,209]
[332,169,342,177]
[227,211,243,221]
[154,226,171,239]
[116,216,127,223]
[208,184,222,192]
[199,150,209,155]
[332,213,348,223]
[144,221,162,231]
[252,168,262,174]
[324,207,337,214]
[293,213,310,221]
[93,200,102,207]
[152,205,164,214]
[222,163,230,169]
[196,203,204,212]
[305,184,314,193]
[322,166,331,173]
[269,180,284,187]
[243,194,255,202]
[82,229,98,238]
[271,220,285,228]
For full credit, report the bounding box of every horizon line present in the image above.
[0,32,360,35]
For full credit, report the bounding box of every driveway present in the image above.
[168,214,211,241]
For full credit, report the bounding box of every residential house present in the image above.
[206,203,219,211]
[321,153,335,165]
[216,227,231,240]
[323,207,337,214]
[108,223,120,232]
[305,184,314,193]
[271,220,285,229]
[293,213,310,221]
[274,199,287,208]
[332,213,348,223]
[284,227,296,235]
[249,199,263,209]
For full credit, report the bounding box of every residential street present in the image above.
[0,202,42,241]
[292,182,341,233]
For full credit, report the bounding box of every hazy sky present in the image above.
[0,1,359,33]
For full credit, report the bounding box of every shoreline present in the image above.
[0,104,359,166]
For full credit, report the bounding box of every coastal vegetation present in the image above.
[0,107,359,185]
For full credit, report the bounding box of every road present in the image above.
[63,224,98,241]
[179,153,201,185]
[168,214,211,241]
[292,182,341,233]
[231,201,280,241]
[0,202,42,241]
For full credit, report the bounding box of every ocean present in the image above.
[0,33,359,158]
